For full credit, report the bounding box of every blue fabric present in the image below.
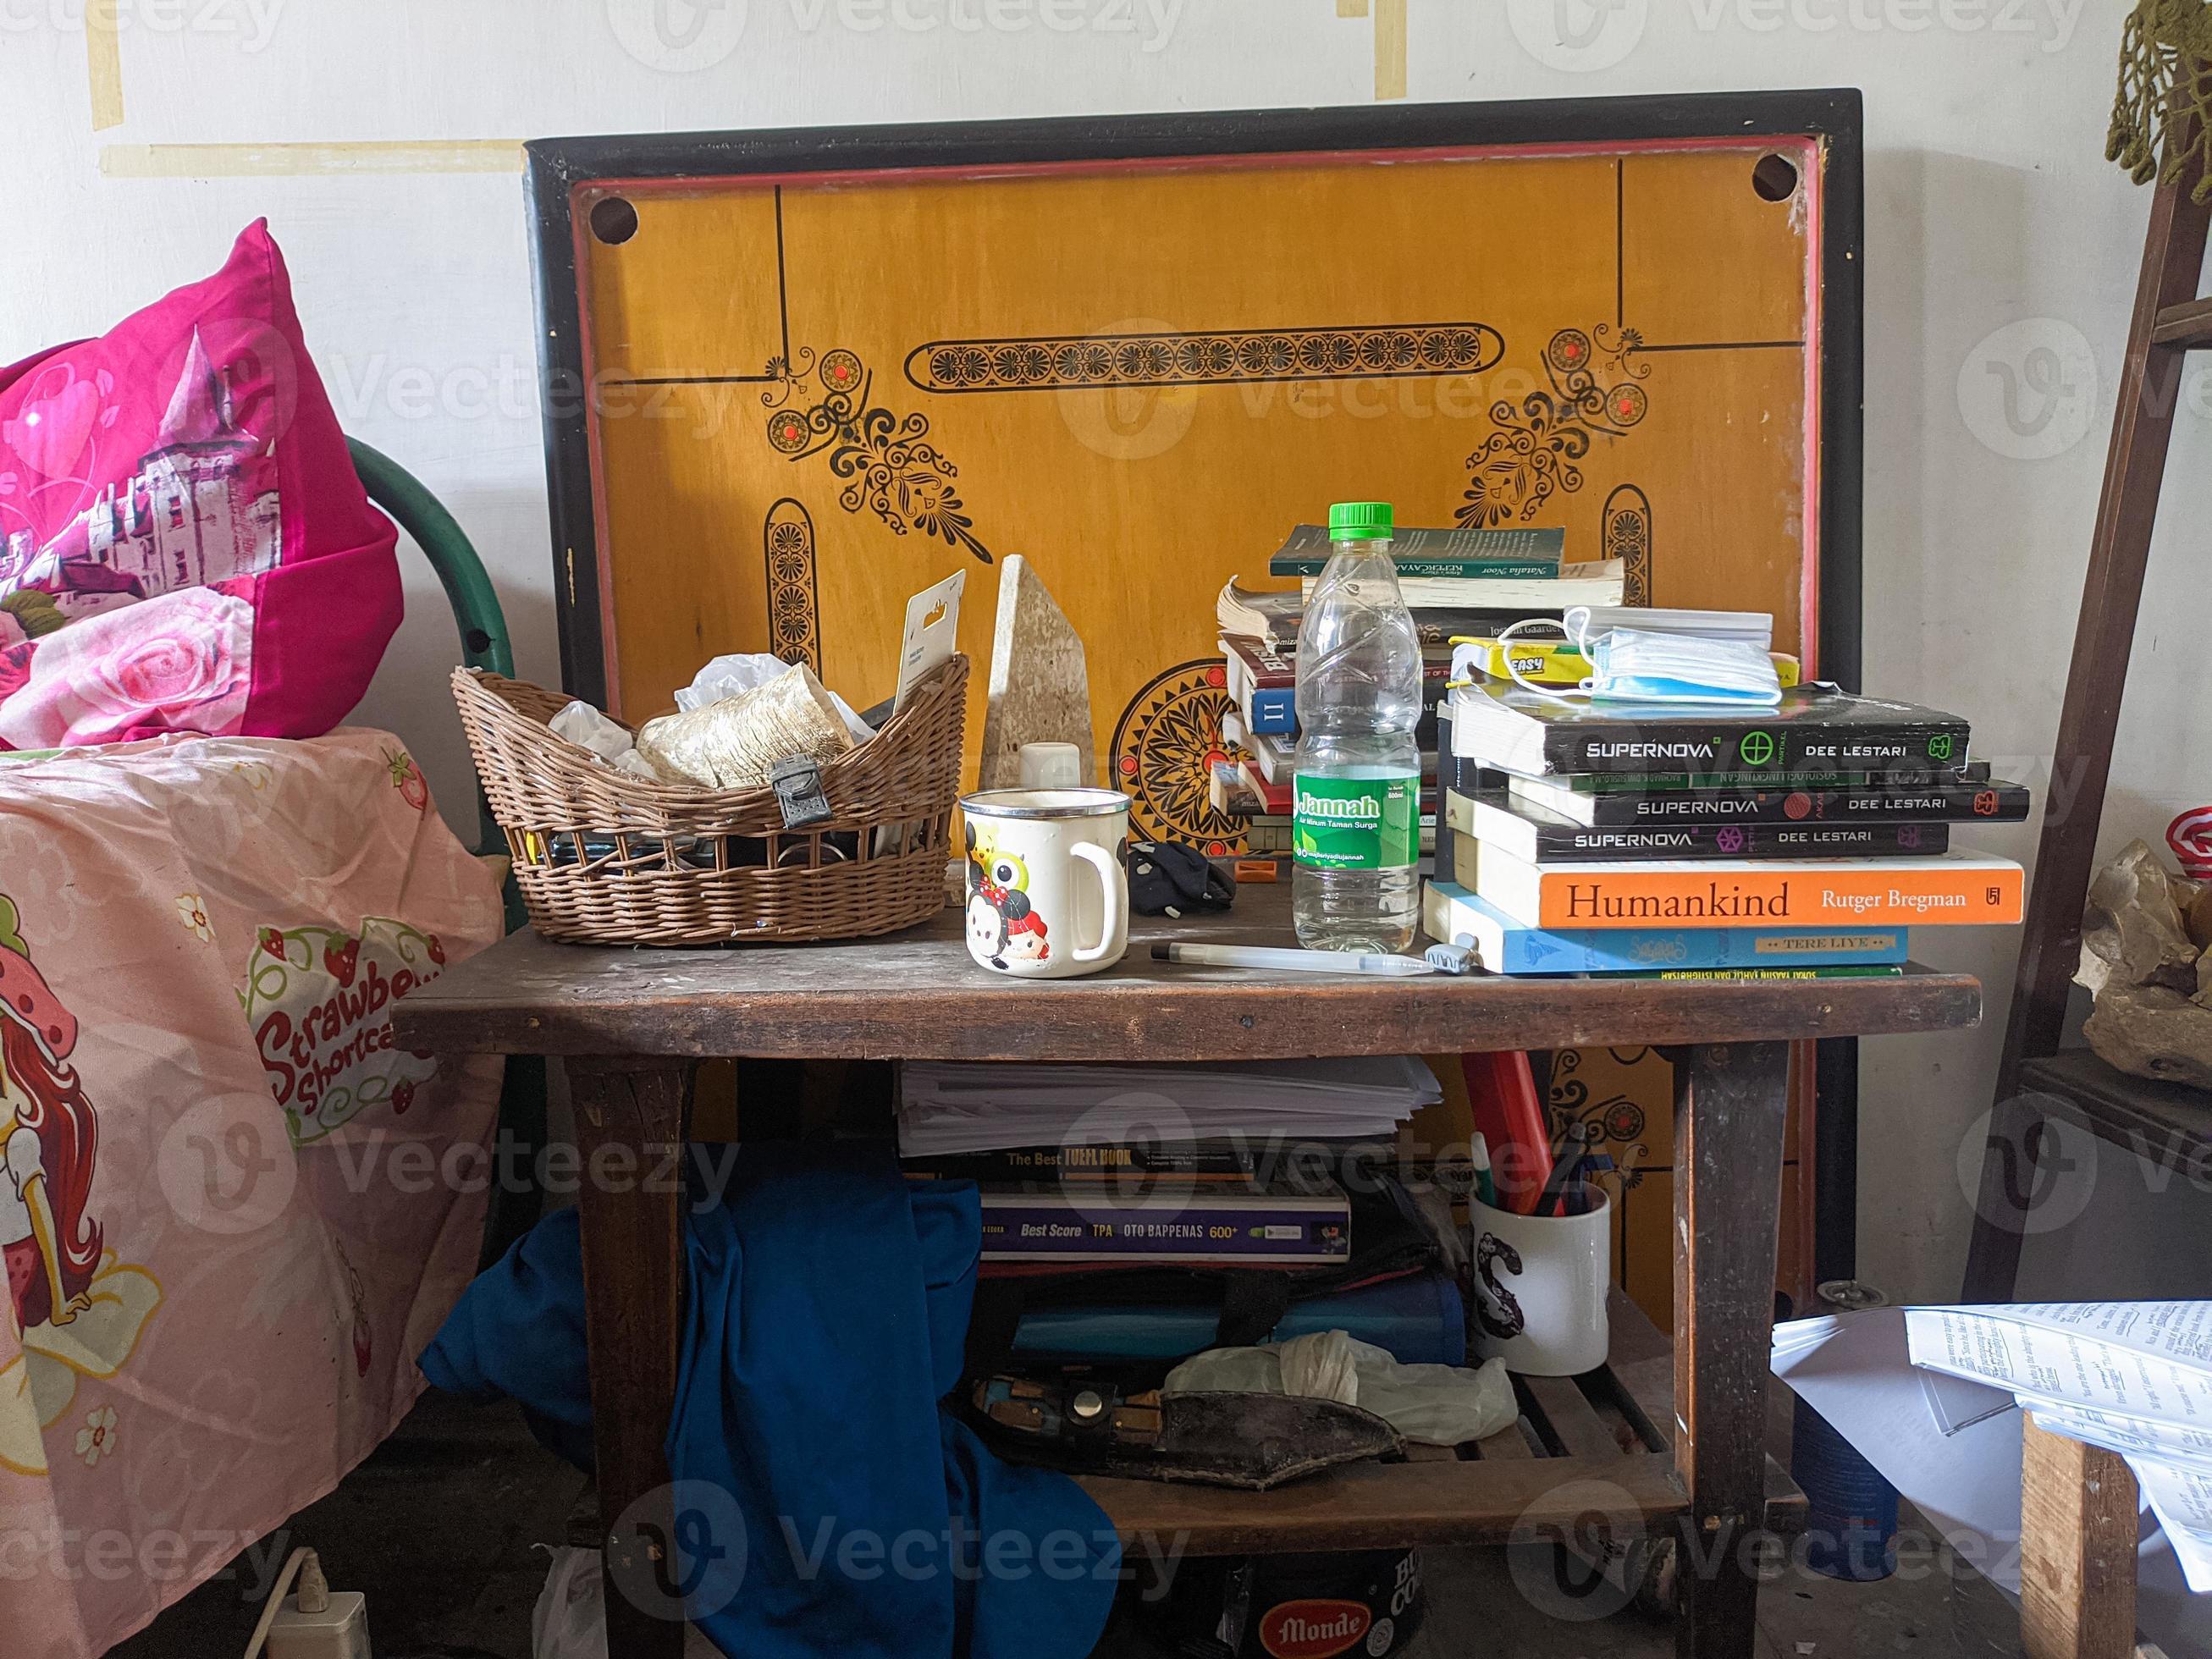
[421,1144,1119,1659]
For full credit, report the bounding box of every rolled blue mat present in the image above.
[1791,1391,1900,1580]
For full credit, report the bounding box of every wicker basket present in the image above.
[451,657,968,945]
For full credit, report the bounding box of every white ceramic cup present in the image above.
[959,788,1131,979]
[1017,741,1084,791]
[1468,1189,1612,1376]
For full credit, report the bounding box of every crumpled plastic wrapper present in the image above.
[550,698,637,763]
[636,662,855,791]
[1165,1329,1516,1447]
[549,698,677,783]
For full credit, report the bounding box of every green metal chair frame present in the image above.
[347,436,542,1260]
[345,437,515,863]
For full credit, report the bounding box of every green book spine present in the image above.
[1627,966,1907,980]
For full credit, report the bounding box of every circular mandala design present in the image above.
[819,348,863,391]
[1110,660,1247,854]
[1607,383,1650,427]
[1548,329,1593,373]
[766,412,811,454]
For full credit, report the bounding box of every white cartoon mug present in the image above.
[959,789,1131,979]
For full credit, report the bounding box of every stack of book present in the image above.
[896,1056,1440,1264]
[1427,676,2033,978]
[1215,525,1628,857]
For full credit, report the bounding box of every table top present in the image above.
[393,882,1982,1061]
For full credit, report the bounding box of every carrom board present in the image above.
[529,95,1862,838]
[527,95,1866,1282]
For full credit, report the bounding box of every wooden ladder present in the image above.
[1964,146,2212,1301]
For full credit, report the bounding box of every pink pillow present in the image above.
[0,220,400,747]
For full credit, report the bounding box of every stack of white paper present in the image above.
[896,1055,1442,1156]
[1902,1302,2212,1594]
[1772,1299,2212,1656]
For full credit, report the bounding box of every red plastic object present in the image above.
[1459,1050,1553,1215]
[2168,807,2212,879]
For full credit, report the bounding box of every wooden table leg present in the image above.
[1670,1041,1790,1659]
[566,1055,695,1659]
[1960,1089,2045,1303]
[2022,1412,2139,1659]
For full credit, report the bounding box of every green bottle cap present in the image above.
[1329,501,1393,543]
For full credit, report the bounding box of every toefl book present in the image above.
[1300,561,1627,612]
[1448,791,1952,862]
[1447,681,1972,778]
[1503,769,2031,827]
[977,1178,1350,1264]
[1424,881,1910,975]
[1449,838,2025,929]
[1219,578,1559,651]
[1269,521,1567,577]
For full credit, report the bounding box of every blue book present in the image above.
[1245,685,1297,735]
[1012,1269,1466,1367]
[1424,880,1910,975]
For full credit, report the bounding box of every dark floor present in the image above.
[110,1388,2023,1659]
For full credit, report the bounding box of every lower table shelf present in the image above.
[1085,1291,1808,1557]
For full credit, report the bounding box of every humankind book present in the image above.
[1504,769,2031,827]
[1449,791,1952,863]
[1449,839,2025,930]
[1423,882,1911,976]
[1447,681,1972,778]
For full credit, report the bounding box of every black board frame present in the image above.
[522,90,1868,1280]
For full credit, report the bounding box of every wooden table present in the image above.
[394,885,1980,1659]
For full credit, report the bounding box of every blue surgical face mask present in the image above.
[1498,611,1784,706]
[1581,626,1784,704]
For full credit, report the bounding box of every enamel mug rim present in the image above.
[959,787,1130,821]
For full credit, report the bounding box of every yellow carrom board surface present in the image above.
[536,102,1860,853]
[532,103,1864,1306]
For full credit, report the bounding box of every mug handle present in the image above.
[1070,841,1129,965]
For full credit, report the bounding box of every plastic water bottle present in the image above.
[1293,501,1423,952]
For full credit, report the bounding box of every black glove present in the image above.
[1126,841,1235,917]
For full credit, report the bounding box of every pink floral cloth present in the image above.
[0,221,401,750]
[0,727,504,1656]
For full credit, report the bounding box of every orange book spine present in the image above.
[1536,863,2024,929]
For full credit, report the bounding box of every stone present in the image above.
[2083,979,2212,1091]
[2076,839,2201,998]
[977,554,1097,791]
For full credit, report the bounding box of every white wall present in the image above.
[4,0,2201,1299]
